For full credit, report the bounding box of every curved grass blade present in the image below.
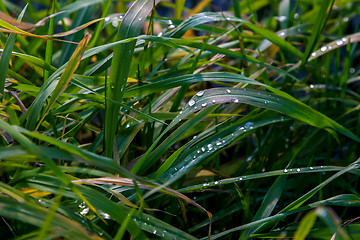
[0,196,100,240]
[174,88,359,142]
[104,0,160,158]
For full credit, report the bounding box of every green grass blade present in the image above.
[104,0,160,158]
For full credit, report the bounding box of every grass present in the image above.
[0,0,360,239]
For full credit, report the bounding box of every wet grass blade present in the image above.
[104,0,160,158]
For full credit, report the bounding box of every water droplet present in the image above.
[214,181,219,184]
[169,24,175,29]
[226,89,231,93]
[350,68,355,74]
[239,177,243,181]
[231,98,239,103]
[202,102,207,107]
[112,20,118,27]
[196,90,205,97]
[226,17,230,20]
[126,123,131,128]
[309,84,314,89]
[279,31,285,37]
[207,144,213,151]
[178,119,182,122]
[311,52,317,57]
[193,155,197,159]
[244,122,254,129]
[343,17,349,22]
[188,99,195,106]
[342,37,347,43]
[264,100,269,104]
[197,150,201,154]
[294,13,299,19]
[215,141,222,146]
[212,99,216,104]
[193,135,197,139]
[320,46,327,52]
[284,169,288,173]
[153,229,157,234]
[168,20,173,25]
[105,17,110,22]
[277,16,287,22]
[138,18,142,21]
[203,183,209,187]
[201,147,206,152]
[336,39,343,46]
[175,167,177,171]
[157,32,163,37]
[296,168,301,172]
[80,207,89,215]
[118,15,123,19]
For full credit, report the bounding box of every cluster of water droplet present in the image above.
[310,37,348,58]
[79,202,89,215]
[132,217,171,238]
[104,15,123,28]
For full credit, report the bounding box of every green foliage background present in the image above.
[0,0,360,239]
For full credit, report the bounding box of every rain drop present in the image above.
[342,37,347,43]
[226,17,230,20]
[343,17,349,22]
[310,84,314,89]
[105,17,110,22]
[202,102,207,107]
[138,18,142,21]
[309,167,313,170]
[279,31,285,37]
[226,89,231,93]
[179,111,183,114]
[207,144,213,151]
[350,68,355,74]
[239,177,243,181]
[320,46,327,52]
[157,32,163,37]
[196,91,205,97]
[197,150,201,154]
[296,168,301,172]
[244,122,254,129]
[311,52,317,57]
[215,141,222,146]
[231,98,239,103]
[153,229,157,234]
[214,181,219,184]
[284,169,288,173]
[294,13,299,19]
[126,123,131,128]
[336,39,343,46]
[169,24,175,29]
[203,183,209,187]
[212,99,216,104]
[201,147,206,152]
[112,20,119,27]
[189,99,196,106]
